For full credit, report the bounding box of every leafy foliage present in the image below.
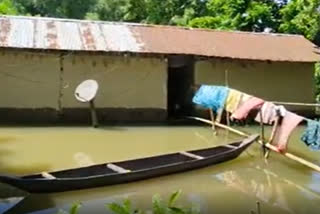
[107,190,200,214]
[140,0,207,25]
[0,0,17,15]
[189,0,279,32]
[13,0,98,19]
[279,0,320,40]
[85,0,127,21]
[122,0,207,25]
[107,198,144,214]
[55,191,198,214]
[56,203,82,214]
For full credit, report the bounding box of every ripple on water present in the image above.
[0,125,319,214]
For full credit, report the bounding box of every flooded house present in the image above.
[0,15,318,123]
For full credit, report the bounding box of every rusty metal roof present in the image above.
[0,15,319,62]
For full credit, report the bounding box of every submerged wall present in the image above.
[61,55,167,122]
[195,58,315,116]
[0,52,60,122]
[0,51,167,123]
[0,50,315,123]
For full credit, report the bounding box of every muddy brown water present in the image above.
[0,125,319,214]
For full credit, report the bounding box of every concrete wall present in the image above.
[0,52,60,109]
[0,51,167,123]
[61,55,167,122]
[62,55,166,109]
[195,59,315,115]
[0,51,315,123]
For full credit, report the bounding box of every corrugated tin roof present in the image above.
[0,15,319,62]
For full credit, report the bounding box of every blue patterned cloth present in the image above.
[301,120,320,151]
[192,85,229,112]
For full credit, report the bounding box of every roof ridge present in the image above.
[0,15,305,38]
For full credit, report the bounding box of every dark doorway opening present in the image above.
[167,56,195,119]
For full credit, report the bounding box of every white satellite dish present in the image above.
[75,80,99,103]
[74,80,99,128]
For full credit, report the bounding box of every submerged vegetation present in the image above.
[57,190,201,214]
[56,190,264,214]
[107,190,200,214]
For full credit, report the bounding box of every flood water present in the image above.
[0,125,319,214]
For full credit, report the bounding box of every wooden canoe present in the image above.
[0,134,258,193]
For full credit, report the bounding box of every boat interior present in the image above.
[22,142,241,179]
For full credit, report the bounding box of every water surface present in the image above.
[0,125,319,214]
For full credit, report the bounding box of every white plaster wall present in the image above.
[195,59,315,112]
[0,52,60,108]
[61,55,167,109]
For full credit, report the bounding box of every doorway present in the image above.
[167,56,195,119]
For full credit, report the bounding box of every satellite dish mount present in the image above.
[75,80,99,128]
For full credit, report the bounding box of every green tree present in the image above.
[116,0,208,25]
[14,0,97,19]
[279,0,320,40]
[85,0,127,21]
[189,0,279,32]
[122,0,148,23]
[0,0,18,15]
[143,0,207,25]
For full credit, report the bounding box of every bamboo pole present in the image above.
[188,116,320,172]
[259,110,266,156]
[226,112,231,127]
[265,116,279,159]
[256,201,261,214]
[270,101,320,107]
[216,108,223,124]
[225,69,231,127]
[209,109,217,135]
[225,69,229,87]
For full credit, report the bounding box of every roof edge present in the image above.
[0,15,307,39]
[0,46,318,63]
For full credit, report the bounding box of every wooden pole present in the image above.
[188,116,320,172]
[259,110,266,156]
[225,69,231,126]
[270,101,320,107]
[89,100,99,128]
[209,109,217,135]
[216,108,223,123]
[265,116,279,159]
[256,201,261,214]
[226,111,231,127]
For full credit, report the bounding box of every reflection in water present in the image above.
[0,197,24,213]
[0,126,319,214]
[73,152,95,167]
[3,194,55,214]
[215,166,293,213]
[309,172,320,194]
